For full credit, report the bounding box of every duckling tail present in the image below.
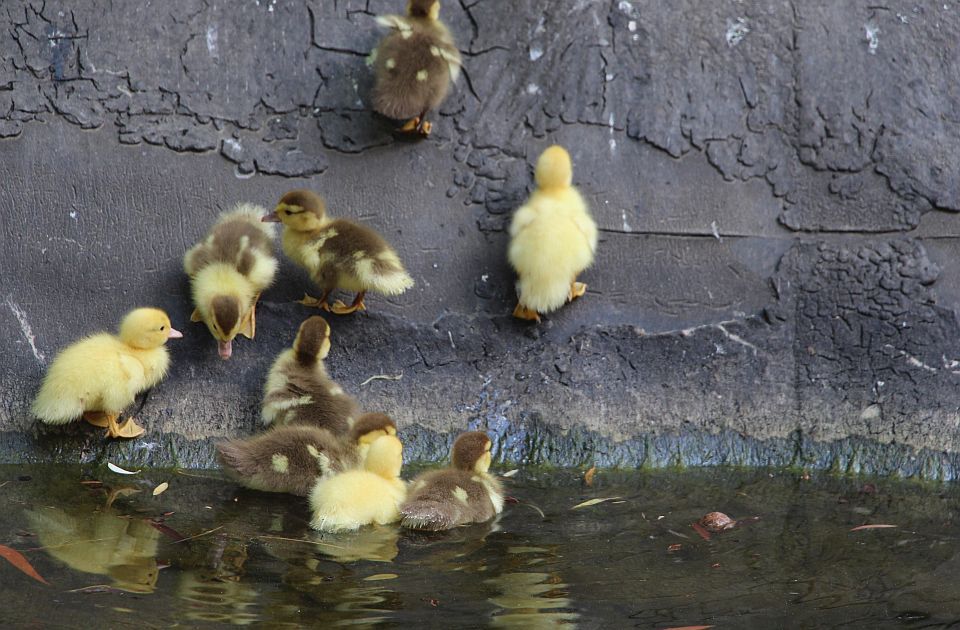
[399,500,459,531]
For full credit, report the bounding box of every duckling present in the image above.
[216,412,398,497]
[309,434,407,532]
[184,204,278,359]
[399,431,503,530]
[369,0,461,136]
[262,190,414,315]
[262,316,359,432]
[31,308,182,438]
[508,145,599,322]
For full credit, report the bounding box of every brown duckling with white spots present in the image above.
[184,204,278,359]
[399,431,504,531]
[262,316,359,433]
[369,0,461,136]
[216,412,398,497]
[263,190,413,315]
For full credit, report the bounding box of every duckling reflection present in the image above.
[262,524,401,566]
[486,546,579,628]
[24,505,160,593]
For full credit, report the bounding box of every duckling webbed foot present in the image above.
[109,416,145,439]
[568,281,587,302]
[242,293,260,340]
[330,292,367,315]
[298,290,333,312]
[512,303,541,323]
[83,411,113,429]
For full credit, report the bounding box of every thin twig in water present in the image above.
[254,535,350,551]
[0,481,8,489]
[517,502,546,519]
[174,469,225,480]
[171,525,224,544]
[360,372,403,387]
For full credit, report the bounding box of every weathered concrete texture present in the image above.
[2,1,960,476]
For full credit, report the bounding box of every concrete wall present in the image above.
[2,0,960,475]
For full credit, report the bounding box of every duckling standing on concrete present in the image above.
[369,0,461,136]
[32,308,183,438]
[508,145,598,322]
[400,431,504,530]
[216,413,398,497]
[261,316,359,433]
[263,190,413,315]
[184,204,278,359]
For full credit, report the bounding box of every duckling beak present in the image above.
[261,210,281,223]
[218,339,233,360]
[167,327,184,339]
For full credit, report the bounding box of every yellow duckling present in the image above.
[309,434,407,532]
[369,0,461,136]
[262,316,359,433]
[508,145,599,322]
[216,412,398,497]
[31,308,182,438]
[262,190,414,315]
[400,431,504,530]
[184,204,278,359]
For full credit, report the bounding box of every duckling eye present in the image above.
[160,325,166,331]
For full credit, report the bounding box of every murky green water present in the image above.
[2,465,959,628]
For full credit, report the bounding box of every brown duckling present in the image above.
[262,190,413,315]
[184,204,278,359]
[262,316,359,433]
[399,431,504,530]
[216,412,398,497]
[369,0,461,136]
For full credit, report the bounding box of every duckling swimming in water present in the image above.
[184,204,277,359]
[263,190,413,315]
[508,145,598,322]
[369,0,461,136]
[31,308,182,438]
[309,434,407,532]
[216,412,398,497]
[400,431,503,530]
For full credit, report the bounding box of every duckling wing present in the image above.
[317,220,413,296]
[399,470,495,530]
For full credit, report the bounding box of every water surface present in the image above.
[1,465,958,628]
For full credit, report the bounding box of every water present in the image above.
[2,465,960,628]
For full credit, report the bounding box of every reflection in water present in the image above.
[486,547,579,628]
[24,506,160,593]
[177,571,260,626]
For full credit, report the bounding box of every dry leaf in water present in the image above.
[0,544,49,585]
[571,497,621,510]
[584,466,597,486]
[152,482,169,496]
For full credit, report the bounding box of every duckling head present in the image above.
[452,431,493,473]
[262,190,328,231]
[407,0,440,20]
[534,145,573,191]
[293,315,331,366]
[351,413,398,447]
[201,295,246,360]
[364,434,403,479]
[119,308,183,350]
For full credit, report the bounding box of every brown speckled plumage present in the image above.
[399,431,503,531]
[184,211,273,279]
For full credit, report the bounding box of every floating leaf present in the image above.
[68,584,125,594]
[364,573,398,581]
[107,463,140,475]
[662,626,713,630]
[850,524,897,532]
[152,482,169,496]
[584,466,597,486]
[0,544,49,585]
[691,522,712,541]
[667,543,682,552]
[501,469,519,478]
[571,497,621,510]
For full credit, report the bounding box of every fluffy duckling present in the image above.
[184,204,278,359]
[262,316,359,432]
[309,434,407,532]
[399,431,504,530]
[369,0,461,136]
[508,145,599,322]
[262,190,414,315]
[32,308,182,438]
[216,412,398,497]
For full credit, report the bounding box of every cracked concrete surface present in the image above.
[2,0,960,476]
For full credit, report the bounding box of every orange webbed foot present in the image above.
[568,281,587,302]
[512,303,541,322]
